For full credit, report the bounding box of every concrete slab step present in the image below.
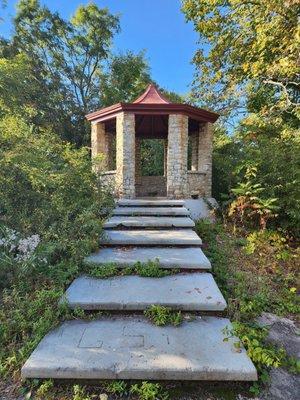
[104,216,195,229]
[85,247,211,269]
[100,229,202,246]
[22,316,257,381]
[117,199,185,207]
[113,207,189,216]
[64,273,226,311]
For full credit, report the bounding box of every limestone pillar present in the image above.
[198,122,213,197]
[91,122,111,171]
[167,114,188,199]
[105,133,115,170]
[163,139,168,177]
[190,132,199,171]
[116,112,135,198]
[135,138,141,179]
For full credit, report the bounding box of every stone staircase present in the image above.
[22,199,257,381]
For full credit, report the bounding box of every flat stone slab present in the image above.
[113,207,189,216]
[104,216,195,228]
[22,316,257,381]
[85,247,211,269]
[64,273,226,311]
[100,229,202,246]
[117,199,185,207]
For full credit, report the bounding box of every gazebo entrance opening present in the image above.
[135,113,168,197]
[137,138,166,197]
[87,84,219,199]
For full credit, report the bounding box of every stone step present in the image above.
[85,246,211,269]
[63,273,226,311]
[104,216,195,229]
[113,207,189,216]
[100,229,202,246]
[117,199,185,207]
[22,316,257,381]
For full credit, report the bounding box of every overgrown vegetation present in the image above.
[144,305,183,327]
[0,0,299,398]
[195,219,299,392]
[87,259,178,279]
[0,117,114,378]
[182,0,300,235]
[23,380,169,400]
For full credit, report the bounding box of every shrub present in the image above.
[0,117,113,376]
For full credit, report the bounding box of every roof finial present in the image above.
[133,84,171,104]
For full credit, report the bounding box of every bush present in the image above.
[0,116,113,376]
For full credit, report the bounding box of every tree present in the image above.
[182,0,300,233]
[5,0,118,144]
[99,51,152,106]
[0,1,159,146]
[182,0,299,117]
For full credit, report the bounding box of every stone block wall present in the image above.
[187,171,209,197]
[100,170,116,194]
[136,176,167,197]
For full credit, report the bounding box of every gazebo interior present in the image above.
[103,115,203,197]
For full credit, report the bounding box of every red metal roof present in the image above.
[86,84,219,123]
[133,84,171,104]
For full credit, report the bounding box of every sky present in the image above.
[0,0,199,95]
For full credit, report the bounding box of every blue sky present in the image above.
[0,0,199,95]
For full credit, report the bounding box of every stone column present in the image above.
[163,139,168,177]
[135,138,141,179]
[105,132,115,170]
[116,112,135,198]
[167,114,188,199]
[91,121,111,171]
[190,132,199,171]
[198,122,213,197]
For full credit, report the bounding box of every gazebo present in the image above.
[86,84,219,199]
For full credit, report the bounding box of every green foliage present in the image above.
[0,117,113,376]
[99,50,151,107]
[196,220,299,321]
[144,305,183,327]
[0,1,158,146]
[141,139,165,177]
[0,116,113,242]
[182,0,300,235]
[104,380,128,395]
[72,385,90,400]
[196,219,299,393]
[228,166,279,230]
[85,259,177,280]
[12,0,119,144]
[130,381,169,400]
[133,259,174,278]
[182,0,299,116]
[224,323,285,370]
[89,263,118,278]
[35,380,54,399]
